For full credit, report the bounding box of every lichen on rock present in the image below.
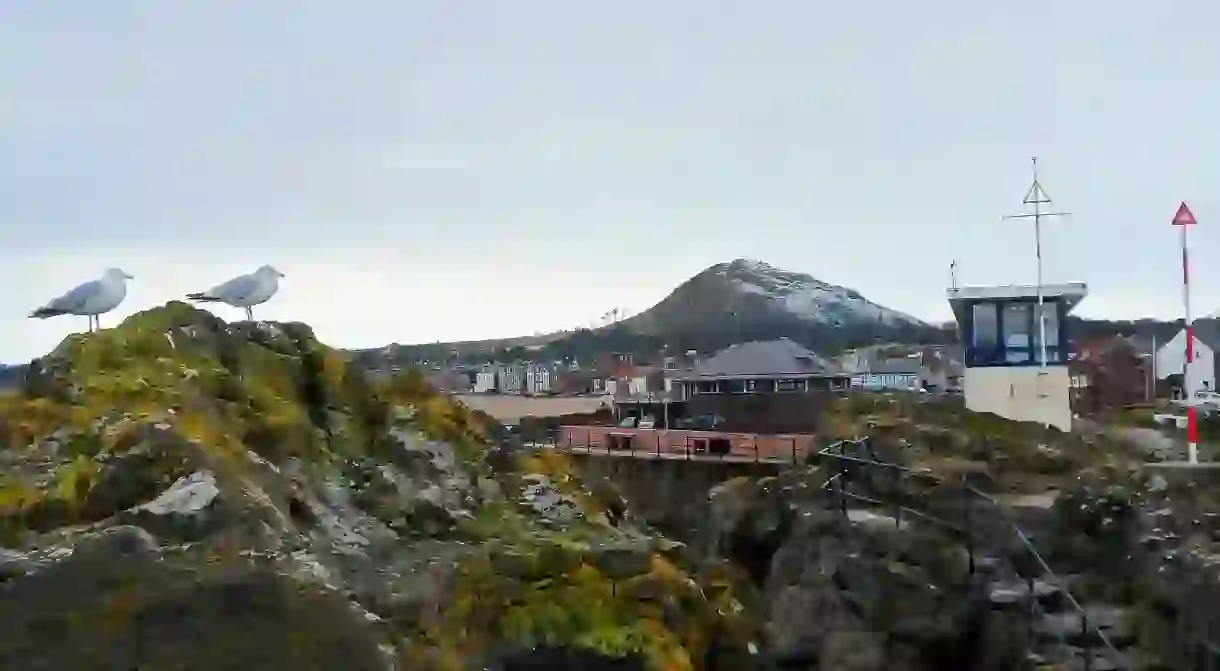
[0,303,757,670]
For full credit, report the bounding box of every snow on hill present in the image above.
[715,259,928,327]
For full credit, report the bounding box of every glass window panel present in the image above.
[972,303,998,349]
[1003,303,1032,363]
[1031,302,1061,363]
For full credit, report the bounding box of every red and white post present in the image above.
[1173,202,1199,463]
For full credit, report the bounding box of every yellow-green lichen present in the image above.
[411,545,714,671]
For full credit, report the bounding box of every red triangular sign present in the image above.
[1173,202,1197,226]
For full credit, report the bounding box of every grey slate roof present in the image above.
[676,339,841,380]
[866,357,923,375]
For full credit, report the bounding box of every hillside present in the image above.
[615,259,935,348]
[355,260,1198,367]
[369,260,950,366]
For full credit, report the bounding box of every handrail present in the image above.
[816,438,1125,665]
[965,484,1121,654]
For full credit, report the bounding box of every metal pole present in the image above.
[1184,223,1199,464]
[1174,202,1199,463]
[1004,158,1071,429]
[1033,180,1048,370]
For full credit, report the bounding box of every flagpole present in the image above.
[1173,202,1199,463]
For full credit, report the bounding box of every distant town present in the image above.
[362,328,1196,427]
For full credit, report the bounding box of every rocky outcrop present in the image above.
[701,469,1009,670]
[0,303,760,670]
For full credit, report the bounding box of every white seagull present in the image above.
[185,265,284,321]
[29,268,135,333]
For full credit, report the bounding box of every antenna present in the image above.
[1002,157,1071,371]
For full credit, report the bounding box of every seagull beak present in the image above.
[278,271,285,278]
[125,273,135,280]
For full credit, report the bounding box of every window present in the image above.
[971,303,999,364]
[776,379,804,392]
[1031,302,1061,363]
[1002,303,1033,363]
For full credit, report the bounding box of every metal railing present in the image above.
[813,438,1125,669]
[520,430,811,466]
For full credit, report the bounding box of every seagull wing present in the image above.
[31,280,103,317]
[208,273,262,303]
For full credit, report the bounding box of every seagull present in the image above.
[185,265,284,321]
[29,268,135,333]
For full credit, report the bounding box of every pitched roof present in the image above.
[867,357,923,375]
[677,339,840,380]
[1154,321,1220,352]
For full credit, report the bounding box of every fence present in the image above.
[812,438,1125,670]
[526,428,812,465]
[522,432,1219,667]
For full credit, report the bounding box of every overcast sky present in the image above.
[3,2,1219,362]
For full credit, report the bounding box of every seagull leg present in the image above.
[246,306,254,321]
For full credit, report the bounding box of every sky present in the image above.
[3,2,1220,362]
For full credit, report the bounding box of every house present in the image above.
[523,362,553,395]
[606,339,847,434]
[839,344,963,392]
[673,339,850,399]
[497,364,524,394]
[852,357,922,391]
[1153,321,1220,397]
[1070,336,1150,413]
[473,364,499,393]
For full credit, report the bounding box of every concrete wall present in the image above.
[964,365,1073,431]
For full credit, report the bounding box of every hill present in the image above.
[355,260,1198,367]
[365,260,951,366]
[613,258,938,350]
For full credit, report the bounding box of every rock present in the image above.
[0,303,755,669]
[589,546,653,580]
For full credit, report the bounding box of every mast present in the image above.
[1004,158,1072,369]
[1004,158,1071,428]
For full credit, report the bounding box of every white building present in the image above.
[1153,324,1220,396]
[473,365,498,393]
[947,282,1087,431]
[497,364,523,394]
[851,357,922,391]
[523,363,552,394]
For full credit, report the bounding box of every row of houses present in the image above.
[426,339,966,401]
[425,328,1220,418]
